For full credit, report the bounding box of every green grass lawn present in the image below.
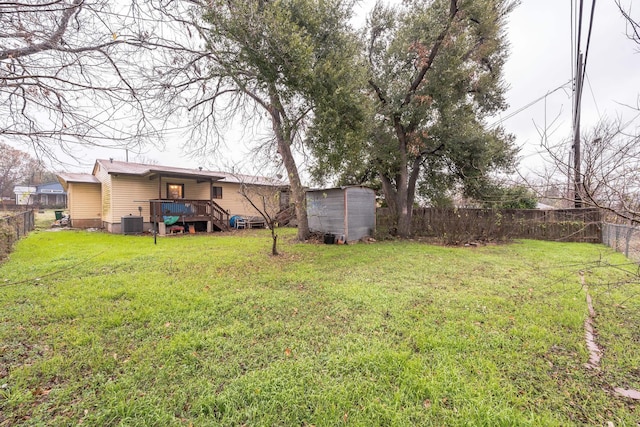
[34,210,57,230]
[1,229,640,426]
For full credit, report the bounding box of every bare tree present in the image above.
[0,0,157,160]
[236,180,288,256]
[0,142,49,198]
[617,0,640,48]
[1,0,358,243]
[537,118,640,223]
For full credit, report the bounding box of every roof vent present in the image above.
[109,158,113,163]
[199,166,203,171]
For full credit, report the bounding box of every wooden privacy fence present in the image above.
[377,208,602,243]
[1,210,35,261]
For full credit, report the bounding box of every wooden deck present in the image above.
[149,199,230,231]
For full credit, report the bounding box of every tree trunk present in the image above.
[378,147,423,238]
[268,91,310,241]
[271,228,279,256]
[279,140,309,241]
[380,172,413,238]
[389,119,413,238]
[395,190,412,238]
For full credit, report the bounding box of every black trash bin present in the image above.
[324,233,336,244]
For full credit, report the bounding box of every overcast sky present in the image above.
[497,0,640,174]
[11,0,640,179]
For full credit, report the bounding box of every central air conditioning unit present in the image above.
[121,215,144,235]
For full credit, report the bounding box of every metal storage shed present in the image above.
[306,187,376,243]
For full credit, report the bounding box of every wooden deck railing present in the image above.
[149,199,229,230]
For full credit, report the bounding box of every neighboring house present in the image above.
[35,182,67,208]
[13,186,36,205]
[57,159,288,234]
[13,183,67,208]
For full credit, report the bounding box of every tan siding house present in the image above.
[57,174,102,228]
[58,159,288,234]
[108,175,157,223]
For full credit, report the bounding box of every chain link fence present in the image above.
[602,223,640,263]
[1,210,35,261]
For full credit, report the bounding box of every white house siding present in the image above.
[13,186,36,205]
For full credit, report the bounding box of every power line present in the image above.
[488,80,572,129]
[581,0,597,99]
[572,0,597,208]
[570,0,575,86]
[572,0,585,127]
[585,71,601,119]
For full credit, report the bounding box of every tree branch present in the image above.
[402,0,459,107]
[0,0,83,61]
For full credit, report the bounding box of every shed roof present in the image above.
[56,173,99,191]
[306,186,374,193]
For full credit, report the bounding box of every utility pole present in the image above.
[573,53,583,208]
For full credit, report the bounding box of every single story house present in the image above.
[57,159,288,234]
[13,185,36,205]
[13,182,67,208]
[35,182,67,208]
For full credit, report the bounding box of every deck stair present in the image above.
[150,199,230,232]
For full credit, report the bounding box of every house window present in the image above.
[279,190,290,209]
[212,186,222,199]
[167,183,184,199]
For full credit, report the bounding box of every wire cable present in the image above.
[581,0,598,101]
[573,0,585,126]
[488,80,572,129]
[585,71,601,119]
[571,0,575,91]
